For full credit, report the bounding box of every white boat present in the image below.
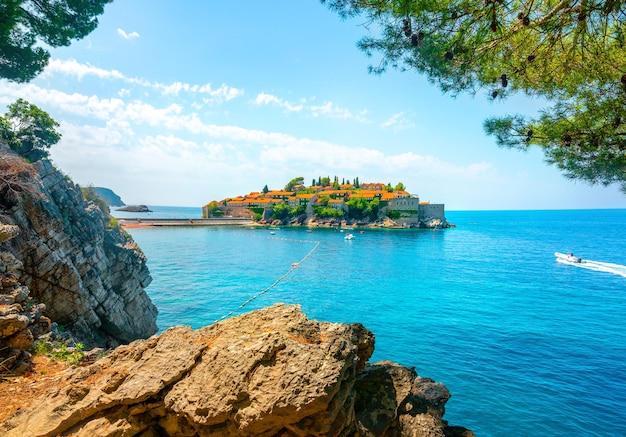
[555,252,582,263]
[344,233,354,240]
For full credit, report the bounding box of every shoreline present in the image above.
[117,218,254,228]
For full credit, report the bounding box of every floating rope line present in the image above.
[218,238,320,321]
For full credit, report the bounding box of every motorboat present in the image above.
[344,233,354,240]
[555,252,582,263]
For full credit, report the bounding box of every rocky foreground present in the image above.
[1,304,473,437]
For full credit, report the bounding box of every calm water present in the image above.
[115,207,626,436]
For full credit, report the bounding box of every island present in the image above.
[203,176,451,229]
[116,204,152,213]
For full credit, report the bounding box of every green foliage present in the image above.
[31,340,85,366]
[0,0,111,82]
[81,184,110,215]
[271,203,292,220]
[271,203,306,220]
[322,0,626,193]
[0,117,18,148]
[250,207,264,222]
[387,210,402,220]
[313,205,345,218]
[1,98,61,161]
[51,342,84,366]
[107,216,120,229]
[284,176,304,191]
[30,339,53,355]
[394,182,406,191]
[291,205,306,216]
[262,184,269,194]
[346,196,379,220]
[205,200,224,217]
[317,195,330,206]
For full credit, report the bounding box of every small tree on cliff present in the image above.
[81,184,110,215]
[0,99,61,162]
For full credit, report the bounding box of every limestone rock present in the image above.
[0,304,472,437]
[0,225,19,243]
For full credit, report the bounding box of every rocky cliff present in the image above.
[0,304,473,437]
[0,145,157,348]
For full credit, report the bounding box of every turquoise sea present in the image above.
[113,207,626,436]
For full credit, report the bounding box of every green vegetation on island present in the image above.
[204,176,448,228]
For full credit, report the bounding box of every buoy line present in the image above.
[217,239,320,321]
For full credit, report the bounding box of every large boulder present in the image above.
[0,304,473,437]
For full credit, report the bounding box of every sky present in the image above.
[1,0,625,210]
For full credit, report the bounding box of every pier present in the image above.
[118,217,254,227]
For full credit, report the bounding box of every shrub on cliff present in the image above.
[0,99,61,162]
[81,185,110,215]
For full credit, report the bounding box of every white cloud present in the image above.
[381,112,415,132]
[43,59,126,81]
[0,81,126,119]
[117,28,140,40]
[254,92,368,122]
[42,59,243,102]
[254,92,303,112]
[155,81,244,103]
[309,101,369,122]
[1,79,490,183]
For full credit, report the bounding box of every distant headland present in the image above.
[90,186,125,207]
[203,176,452,229]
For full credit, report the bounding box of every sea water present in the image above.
[114,208,626,436]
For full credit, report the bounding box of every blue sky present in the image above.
[1,0,625,210]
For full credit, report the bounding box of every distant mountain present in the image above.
[93,187,125,207]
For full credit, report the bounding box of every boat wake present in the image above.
[555,252,626,278]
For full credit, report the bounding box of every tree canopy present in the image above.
[284,176,305,191]
[1,98,61,161]
[322,0,626,193]
[0,0,111,82]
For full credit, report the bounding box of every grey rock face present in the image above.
[1,149,157,347]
